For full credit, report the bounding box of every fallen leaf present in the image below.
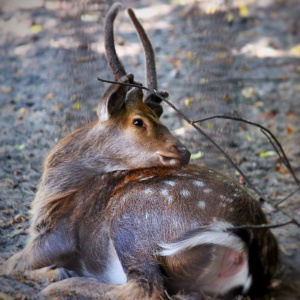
[15,144,26,150]
[199,77,208,84]
[239,6,249,18]
[30,24,43,34]
[73,101,82,110]
[259,151,276,158]
[245,135,252,142]
[45,93,55,100]
[290,44,300,56]
[185,51,193,60]
[242,87,256,98]
[222,93,231,103]
[206,122,214,129]
[56,102,62,110]
[286,124,296,134]
[190,151,203,160]
[184,97,194,107]
[226,13,234,24]
[277,163,290,175]
[204,4,218,15]
[1,86,12,94]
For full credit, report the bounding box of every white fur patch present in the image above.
[193,180,205,187]
[198,201,206,209]
[203,188,212,194]
[167,196,173,205]
[160,189,169,196]
[164,180,176,186]
[104,239,127,284]
[243,275,253,293]
[159,222,244,256]
[144,188,153,194]
[180,189,191,197]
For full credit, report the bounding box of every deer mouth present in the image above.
[156,148,191,166]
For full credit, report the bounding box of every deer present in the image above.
[4,3,278,300]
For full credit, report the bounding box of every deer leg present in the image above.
[4,222,76,275]
[41,277,116,299]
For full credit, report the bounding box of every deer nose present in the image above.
[176,146,188,154]
[174,145,191,165]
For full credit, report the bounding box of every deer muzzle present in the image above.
[156,145,191,166]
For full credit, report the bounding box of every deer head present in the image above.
[28,3,191,221]
[93,2,190,170]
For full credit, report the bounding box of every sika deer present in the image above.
[5,3,278,300]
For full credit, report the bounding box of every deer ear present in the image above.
[97,75,131,121]
[144,94,163,118]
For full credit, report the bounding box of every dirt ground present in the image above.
[0,0,299,299]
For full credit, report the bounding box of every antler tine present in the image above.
[105,3,126,80]
[127,8,157,91]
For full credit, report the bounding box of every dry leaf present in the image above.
[259,151,276,158]
[1,86,12,94]
[30,24,43,34]
[45,93,55,100]
[15,144,25,150]
[73,101,82,110]
[239,6,249,18]
[290,44,300,56]
[191,151,203,160]
[186,51,193,60]
[184,97,194,107]
[56,102,62,110]
[286,124,296,134]
[277,163,290,175]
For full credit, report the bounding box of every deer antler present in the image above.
[105,3,126,80]
[127,8,157,91]
[127,8,167,117]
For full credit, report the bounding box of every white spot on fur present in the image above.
[221,203,227,207]
[198,201,206,209]
[219,195,226,200]
[225,197,233,203]
[121,194,129,202]
[167,196,173,205]
[160,189,169,196]
[203,188,212,194]
[180,189,191,197]
[193,180,205,187]
[165,180,176,186]
[144,188,153,195]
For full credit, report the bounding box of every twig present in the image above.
[195,114,300,186]
[97,77,300,229]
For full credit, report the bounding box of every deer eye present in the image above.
[133,119,144,127]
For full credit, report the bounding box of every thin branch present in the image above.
[97,77,300,229]
[275,187,300,207]
[226,219,295,230]
[195,114,300,186]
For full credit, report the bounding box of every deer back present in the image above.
[48,163,278,298]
